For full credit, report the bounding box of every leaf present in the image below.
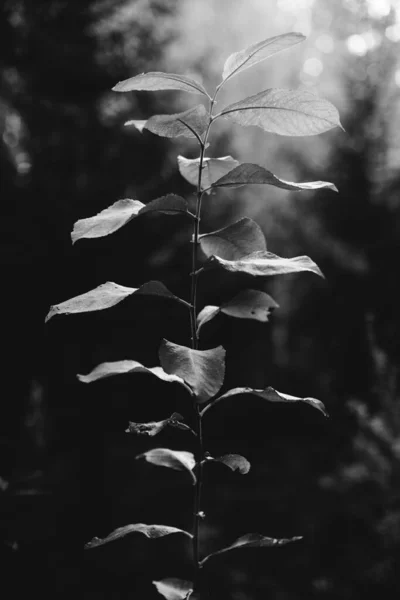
[124,120,147,132]
[127,105,208,139]
[200,533,302,565]
[222,32,306,83]
[208,453,251,474]
[71,195,191,243]
[159,339,225,404]
[137,448,196,484]
[220,88,342,136]
[202,250,324,278]
[201,386,328,417]
[153,578,194,600]
[177,155,240,191]
[112,71,209,98]
[212,163,338,192]
[45,280,188,322]
[77,360,192,394]
[199,218,266,261]
[197,289,279,333]
[125,413,186,436]
[85,523,192,549]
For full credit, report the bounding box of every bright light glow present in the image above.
[395,69,400,87]
[346,31,381,56]
[386,23,400,42]
[346,34,368,56]
[366,0,391,19]
[315,34,334,54]
[302,57,323,77]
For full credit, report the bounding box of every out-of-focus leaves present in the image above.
[199,218,266,261]
[207,453,251,474]
[85,523,192,549]
[153,578,194,600]
[137,448,196,484]
[125,412,190,436]
[71,195,191,243]
[77,360,192,394]
[200,533,303,565]
[45,280,188,322]
[201,386,328,417]
[197,289,279,333]
[177,155,239,191]
[126,105,208,139]
[222,32,305,83]
[112,71,209,98]
[211,163,338,192]
[201,250,324,278]
[159,339,225,404]
[219,88,342,136]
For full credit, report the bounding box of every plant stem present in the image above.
[190,93,217,579]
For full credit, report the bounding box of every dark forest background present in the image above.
[1,1,399,598]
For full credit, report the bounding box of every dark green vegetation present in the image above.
[1,2,399,599]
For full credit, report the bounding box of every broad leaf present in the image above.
[200,533,302,565]
[137,448,196,484]
[197,289,279,333]
[212,163,338,192]
[77,360,192,394]
[177,155,240,191]
[220,88,342,136]
[45,280,188,322]
[207,453,251,474]
[202,250,324,278]
[159,339,225,403]
[71,195,191,243]
[112,71,209,98]
[201,386,328,417]
[199,218,266,261]
[85,523,192,549]
[126,105,208,139]
[153,578,194,600]
[222,32,305,83]
[125,412,187,436]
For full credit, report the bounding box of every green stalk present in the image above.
[190,91,217,579]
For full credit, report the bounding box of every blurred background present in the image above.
[1,0,399,598]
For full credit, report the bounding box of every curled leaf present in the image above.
[177,155,240,191]
[199,218,266,261]
[200,533,302,565]
[71,195,191,243]
[45,280,188,322]
[112,71,209,98]
[77,360,192,394]
[222,32,305,83]
[212,163,338,192]
[124,120,147,132]
[85,523,192,549]
[219,88,343,136]
[201,386,328,417]
[202,250,324,278]
[208,454,251,474]
[137,448,196,484]
[127,105,208,140]
[197,290,278,334]
[153,578,194,600]
[125,413,186,437]
[159,339,225,404]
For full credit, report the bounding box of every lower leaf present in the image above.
[153,578,194,600]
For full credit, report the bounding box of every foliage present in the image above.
[45,31,341,598]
